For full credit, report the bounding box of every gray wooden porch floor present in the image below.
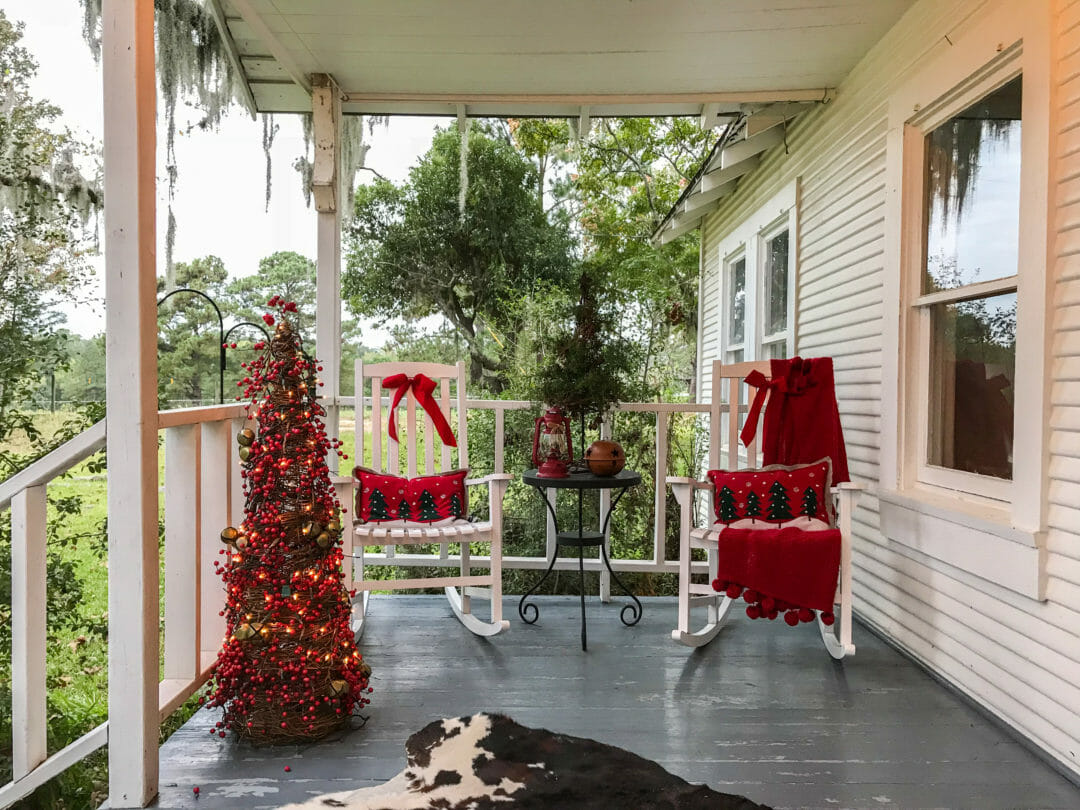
[151,595,1079,809]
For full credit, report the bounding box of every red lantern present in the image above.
[532,408,574,478]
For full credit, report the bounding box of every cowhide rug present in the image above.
[279,713,770,809]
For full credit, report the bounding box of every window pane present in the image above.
[763,229,789,335]
[924,76,1022,293]
[727,257,746,345]
[927,292,1016,480]
[726,349,745,365]
[762,341,787,360]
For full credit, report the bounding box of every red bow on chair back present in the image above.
[739,369,785,448]
[381,373,458,448]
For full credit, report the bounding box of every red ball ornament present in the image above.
[743,589,759,604]
[784,610,799,626]
[746,604,761,620]
[798,607,814,623]
[820,611,835,626]
[725,584,743,599]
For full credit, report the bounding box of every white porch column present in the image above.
[312,73,343,473]
[102,0,160,805]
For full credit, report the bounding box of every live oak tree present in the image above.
[0,10,100,437]
[343,124,576,391]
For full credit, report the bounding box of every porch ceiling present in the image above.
[214,0,916,118]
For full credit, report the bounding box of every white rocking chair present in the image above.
[347,360,509,638]
[667,360,860,658]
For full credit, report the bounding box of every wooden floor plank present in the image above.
[150,596,1080,809]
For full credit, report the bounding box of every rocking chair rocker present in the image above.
[346,360,509,638]
[667,360,860,658]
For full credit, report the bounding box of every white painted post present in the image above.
[164,427,199,682]
[599,417,612,602]
[103,0,159,803]
[11,485,47,779]
[313,73,342,475]
[199,421,230,659]
[654,411,669,565]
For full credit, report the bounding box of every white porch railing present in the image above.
[0,403,246,809]
[1,396,729,808]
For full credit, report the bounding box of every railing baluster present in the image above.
[654,411,668,567]
[164,426,199,682]
[12,485,47,779]
[599,417,612,601]
[494,406,505,474]
[199,421,229,662]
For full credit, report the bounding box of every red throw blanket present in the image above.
[716,526,840,613]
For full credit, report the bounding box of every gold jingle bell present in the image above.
[358,661,372,680]
[316,532,332,549]
[236,428,255,447]
[220,526,240,545]
[327,518,342,534]
[302,521,321,538]
[238,446,252,462]
[234,535,249,550]
[329,679,349,697]
[234,622,257,642]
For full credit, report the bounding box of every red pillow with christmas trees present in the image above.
[353,467,469,525]
[706,457,835,529]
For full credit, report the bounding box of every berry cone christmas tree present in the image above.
[209,300,370,743]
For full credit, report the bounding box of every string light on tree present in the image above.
[208,297,371,743]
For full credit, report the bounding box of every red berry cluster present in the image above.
[711,579,834,627]
[208,300,369,743]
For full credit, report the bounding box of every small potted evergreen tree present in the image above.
[534,272,640,472]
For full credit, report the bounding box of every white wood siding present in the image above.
[698,0,1080,778]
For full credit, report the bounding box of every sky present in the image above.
[5,0,441,342]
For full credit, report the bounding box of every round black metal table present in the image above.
[518,468,643,650]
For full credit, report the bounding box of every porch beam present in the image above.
[313,74,343,473]
[102,0,160,806]
[231,0,312,95]
[342,89,833,108]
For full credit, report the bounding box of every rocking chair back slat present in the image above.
[714,360,768,471]
[356,360,467,477]
[439,376,452,472]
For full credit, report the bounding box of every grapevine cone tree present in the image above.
[210,299,370,743]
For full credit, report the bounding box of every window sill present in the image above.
[877,489,1046,601]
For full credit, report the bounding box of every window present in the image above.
[908,75,1022,502]
[723,253,746,364]
[716,183,797,366]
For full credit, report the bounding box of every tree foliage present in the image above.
[227,251,317,333]
[344,124,577,390]
[0,10,100,435]
[157,256,229,404]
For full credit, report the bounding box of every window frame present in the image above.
[716,182,798,365]
[883,15,1051,541]
[722,249,747,364]
[906,70,1023,504]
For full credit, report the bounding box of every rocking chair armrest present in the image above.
[465,473,513,487]
[330,475,354,486]
[666,476,714,492]
[833,481,864,491]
